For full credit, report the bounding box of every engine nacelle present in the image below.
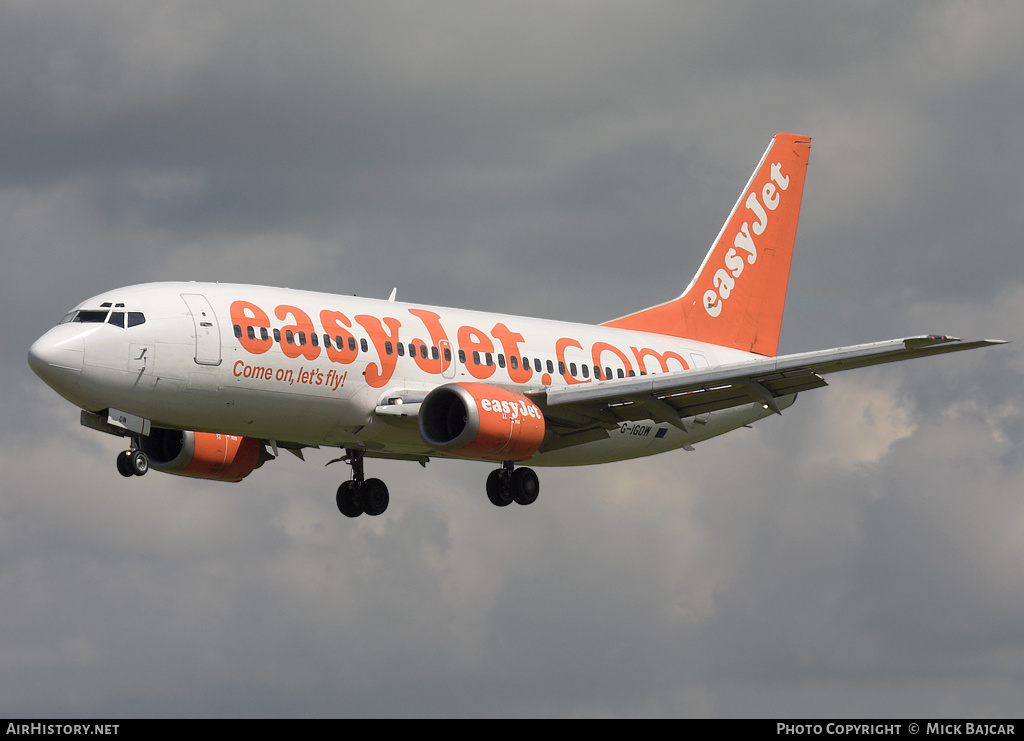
[140,428,265,482]
[418,383,545,461]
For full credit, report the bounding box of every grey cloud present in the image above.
[3,0,1023,717]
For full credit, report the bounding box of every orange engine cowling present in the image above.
[418,383,546,461]
[140,428,265,482]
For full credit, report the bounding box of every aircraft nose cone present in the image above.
[28,330,84,392]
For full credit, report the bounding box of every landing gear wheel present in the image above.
[116,450,134,478]
[510,467,539,506]
[336,480,363,518]
[360,478,390,516]
[130,450,149,476]
[486,469,514,507]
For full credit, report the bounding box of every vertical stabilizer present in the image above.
[603,133,811,356]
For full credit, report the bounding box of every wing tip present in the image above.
[903,335,1008,350]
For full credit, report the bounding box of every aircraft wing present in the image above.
[532,336,1005,440]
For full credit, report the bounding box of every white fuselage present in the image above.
[30,282,786,466]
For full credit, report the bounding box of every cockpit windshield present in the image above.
[59,309,146,327]
[64,310,109,324]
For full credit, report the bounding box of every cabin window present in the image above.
[233,324,242,338]
[498,354,506,369]
[360,339,368,353]
[420,344,428,360]
[617,368,624,379]
[559,361,566,375]
[348,337,357,352]
[443,347,451,362]
[432,346,439,360]
[472,351,480,365]
[581,364,589,379]
[509,356,518,370]
[458,349,466,364]
[385,341,393,355]
[397,343,405,357]
[285,330,294,345]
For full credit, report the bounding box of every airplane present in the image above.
[27,133,1004,517]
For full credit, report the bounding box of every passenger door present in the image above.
[180,293,222,366]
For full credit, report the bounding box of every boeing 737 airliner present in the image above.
[28,133,1003,517]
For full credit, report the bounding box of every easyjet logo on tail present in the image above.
[600,132,809,356]
[703,161,791,318]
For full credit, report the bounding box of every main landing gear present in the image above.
[335,449,390,518]
[116,441,149,478]
[486,461,540,508]
[331,453,539,517]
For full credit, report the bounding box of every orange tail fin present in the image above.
[603,133,811,357]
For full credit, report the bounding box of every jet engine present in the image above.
[140,428,266,482]
[418,383,545,461]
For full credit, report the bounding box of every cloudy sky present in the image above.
[3,0,1024,718]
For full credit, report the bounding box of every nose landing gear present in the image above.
[116,445,149,477]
